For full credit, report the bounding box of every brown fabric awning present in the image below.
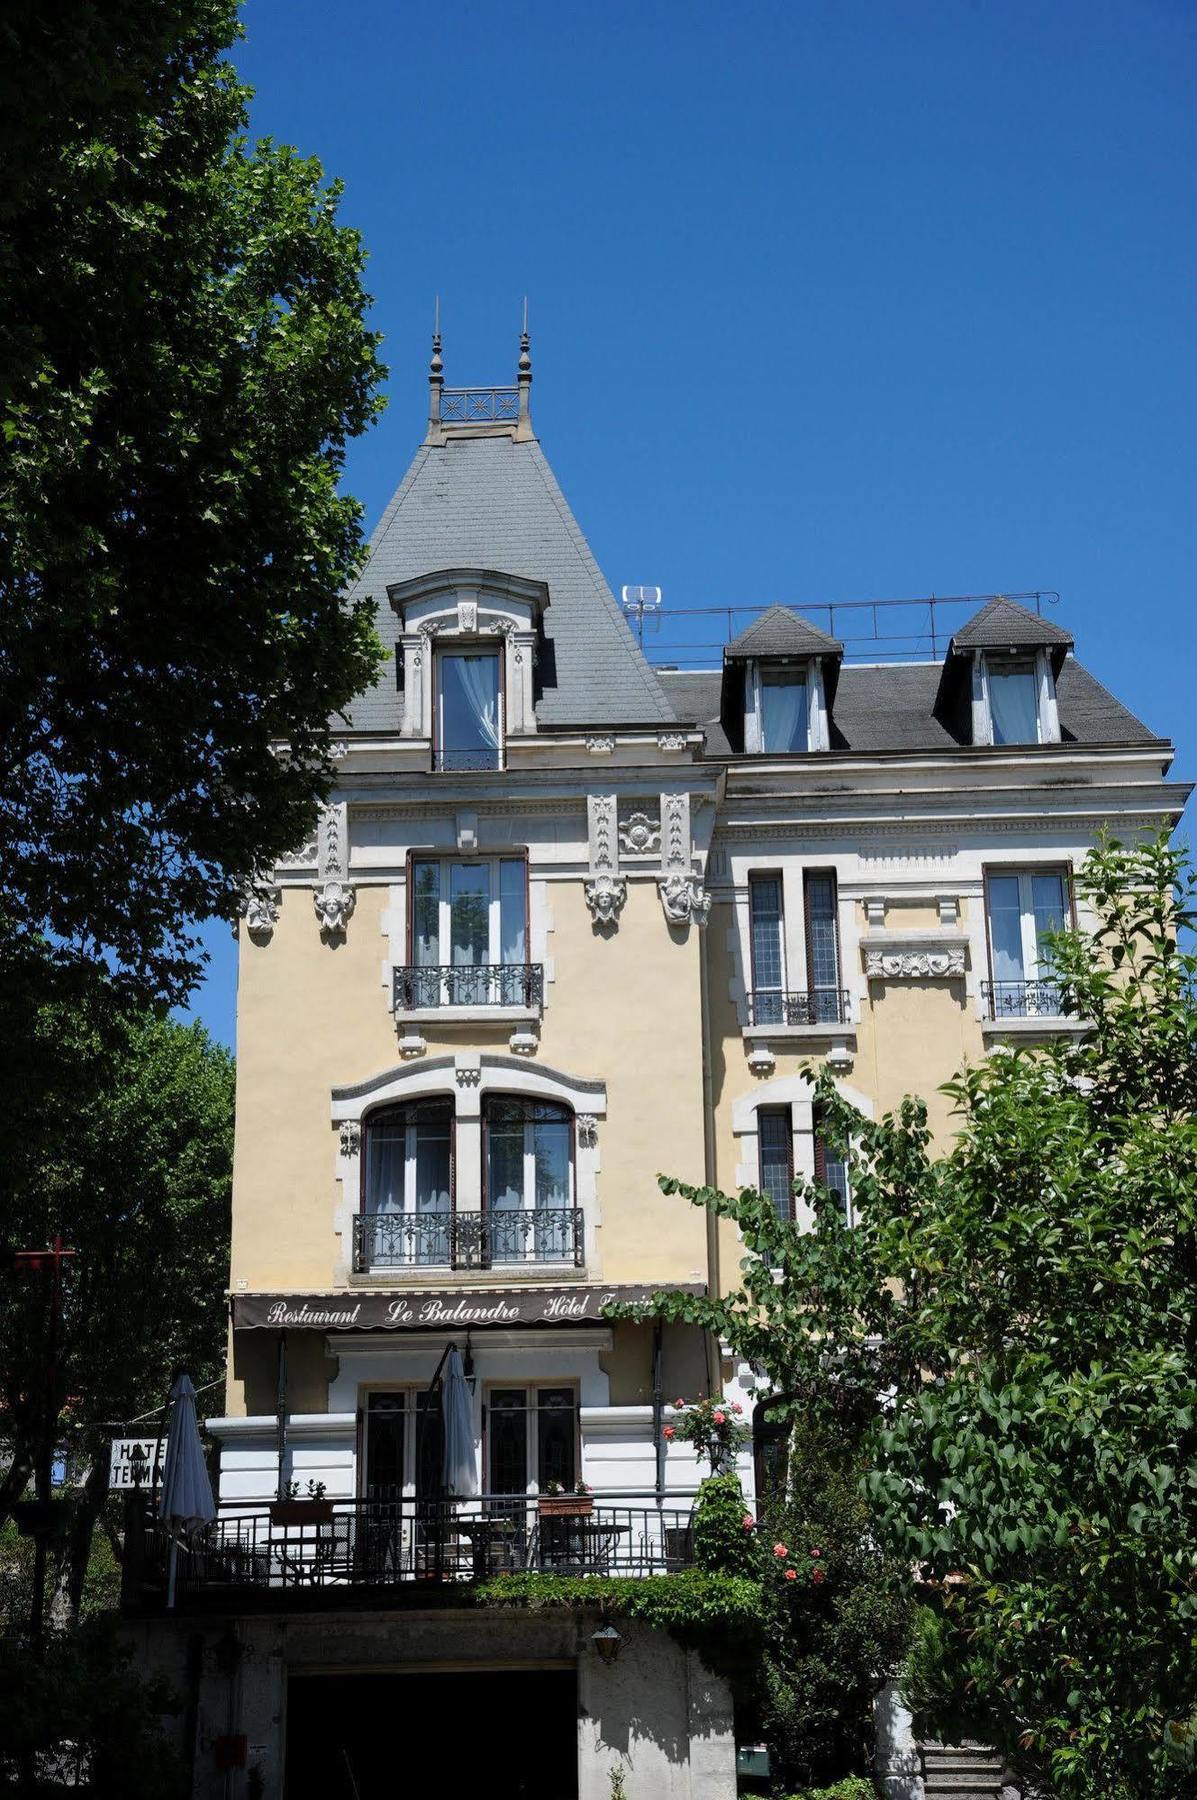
[232,1283,704,1333]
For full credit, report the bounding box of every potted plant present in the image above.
[537,1479,594,1518]
[269,1479,334,1526]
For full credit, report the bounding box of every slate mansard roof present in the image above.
[343,433,674,731]
[657,658,1162,757]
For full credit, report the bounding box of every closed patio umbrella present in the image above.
[441,1346,477,1497]
[159,1371,216,1606]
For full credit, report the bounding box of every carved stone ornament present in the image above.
[577,1115,598,1147]
[584,873,627,924]
[328,740,349,761]
[339,1120,361,1156]
[658,872,711,927]
[237,880,281,941]
[277,832,318,869]
[863,945,967,980]
[619,809,661,856]
[586,735,615,755]
[657,732,687,752]
[455,1066,481,1088]
[314,880,356,937]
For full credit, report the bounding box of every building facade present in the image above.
[124,336,1188,1800]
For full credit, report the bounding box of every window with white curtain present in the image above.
[484,1098,575,1263]
[988,659,1040,745]
[361,1101,453,1265]
[436,649,501,770]
[408,856,528,1005]
[759,668,810,752]
[985,868,1069,1016]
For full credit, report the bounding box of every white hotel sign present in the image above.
[109,1437,165,1490]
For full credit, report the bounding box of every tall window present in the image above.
[758,1107,793,1221]
[988,659,1040,745]
[407,856,529,1006]
[748,873,786,1025]
[759,668,809,753]
[436,649,501,771]
[985,868,1069,1016]
[360,1102,453,1266]
[484,1098,576,1264]
[804,871,842,1023]
[813,1104,851,1223]
[487,1387,578,1496]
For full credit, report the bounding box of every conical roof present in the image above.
[724,604,843,660]
[343,433,674,730]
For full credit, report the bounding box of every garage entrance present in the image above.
[285,1668,579,1800]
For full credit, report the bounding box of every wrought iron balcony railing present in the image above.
[982,979,1071,1020]
[393,963,544,1012]
[129,1494,695,1607]
[441,387,520,424]
[353,1208,584,1272]
[747,987,852,1027]
[433,748,502,772]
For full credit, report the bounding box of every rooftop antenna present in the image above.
[621,584,663,649]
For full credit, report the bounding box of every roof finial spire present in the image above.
[428,297,444,438]
[516,296,533,439]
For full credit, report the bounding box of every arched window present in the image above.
[483,1098,578,1266]
[358,1101,453,1268]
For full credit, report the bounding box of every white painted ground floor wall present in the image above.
[124,1609,736,1800]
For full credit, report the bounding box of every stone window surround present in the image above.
[969,647,1060,748]
[730,859,862,1039]
[390,569,545,745]
[731,1076,874,1233]
[331,1054,606,1284]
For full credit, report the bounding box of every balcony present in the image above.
[433,749,501,773]
[393,963,544,1014]
[352,1208,585,1273]
[981,979,1071,1020]
[746,987,851,1027]
[126,1494,695,1611]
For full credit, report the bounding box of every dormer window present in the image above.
[759,668,810,753]
[937,597,1073,749]
[436,649,501,771]
[988,658,1040,745]
[720,606,843,756]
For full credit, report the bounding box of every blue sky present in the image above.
[183,0,1197,1047]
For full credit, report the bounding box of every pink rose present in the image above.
[742,1515,755,1531]
[713,1410,726,1425]
[810,1547,822,1558]
[662,1426,675,1440]
[773,1542,788,1559]
[675,1399,685,1409]
[732,1402,743,1414]
[784,1568,797,1582]
[811,1567,826,1585]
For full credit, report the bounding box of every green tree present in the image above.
[0,0,386,1008]
[0,994,234,1628]
[624,835,1197,1797]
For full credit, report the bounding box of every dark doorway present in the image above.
[285,1669,578,1800]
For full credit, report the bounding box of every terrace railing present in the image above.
[131,1494,695,1607]
[352,1208,585,1272]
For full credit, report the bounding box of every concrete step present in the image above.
[921,1740,1005,1799]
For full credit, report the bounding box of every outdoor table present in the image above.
[540,1518,629,1572]
[453,1515,521,1579]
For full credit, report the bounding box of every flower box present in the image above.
[269,1498,334,1527]
[537,1494,594,1518]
